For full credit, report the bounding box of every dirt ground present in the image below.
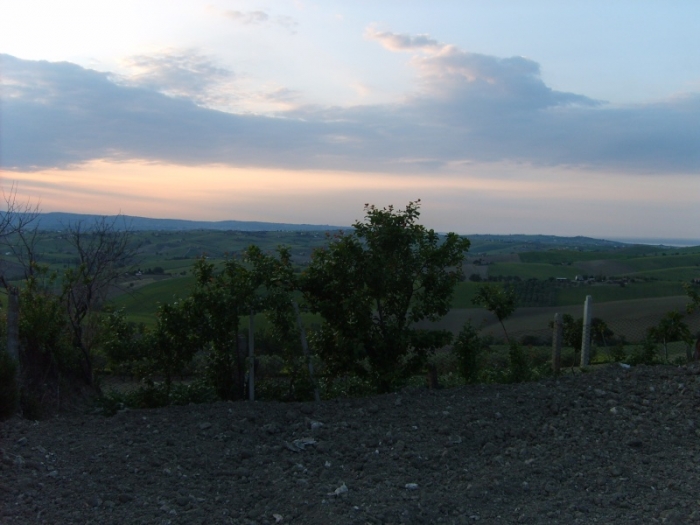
[2,364,700,525]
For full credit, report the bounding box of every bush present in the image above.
[96,380,218,416]
[627,337,659,365]
[507,343,532,383]
[452,321,487,383]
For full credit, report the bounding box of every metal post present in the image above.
[580,295,593,367]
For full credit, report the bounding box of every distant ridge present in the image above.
[463,234,626,248]
[34,212,345,232]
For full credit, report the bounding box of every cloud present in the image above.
[365,27,443,53]
[2,35,699,176]
[119,49,233,103]
[222,10,269,24]
[221,9,298,32]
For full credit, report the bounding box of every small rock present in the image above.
[405,483,419,490]
[118,494,133,504]
[328,482,348,496]
[198,422,212,431]
[16,437,28,446]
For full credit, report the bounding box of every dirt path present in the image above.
[2,364,700,524]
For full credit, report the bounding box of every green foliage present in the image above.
[685,283,700,314]
[19,270,79,387]
[628,336,659,365]
[175,246,300,400]
[0,350,18,420]
[303,201,469,393]
[647,310,693,362]
[506,342,533,383]
[97,380,217,416]
[472,283,517,342]
[148,299,201,395]
[609,343,627,363]
[452,321,487,383]
[101,308,150,376]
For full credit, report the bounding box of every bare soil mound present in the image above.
[2,364,700,525]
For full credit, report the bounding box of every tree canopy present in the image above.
[303,201,470,392]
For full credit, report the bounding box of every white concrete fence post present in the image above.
[248,311,255,401]
[580,295,593,367]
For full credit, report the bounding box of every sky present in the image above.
[1,1,699,239]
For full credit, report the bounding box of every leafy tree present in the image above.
[648,310,693,362]
[148,299,201,397]
[558,314,581,351]
[472,283,517,342]
[685,283,700,314]
[101,308,149,377]
[303,201,470,393]
[244,246,318,400]
[183,246,298,400]
[188,256,257,400]
[17,268,76,416]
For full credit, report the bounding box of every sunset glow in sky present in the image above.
[1,1,699,238]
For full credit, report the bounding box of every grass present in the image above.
[110,276,195,326]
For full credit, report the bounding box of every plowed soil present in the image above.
[2,364,700,525]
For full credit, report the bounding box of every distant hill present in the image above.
[465,234,626,248]
[29,213,696,250]
[34,212,344,232]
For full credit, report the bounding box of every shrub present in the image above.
[96,379,217,416]
[627,337,659,365]
[506,342,532,383]
[452,321,487,383]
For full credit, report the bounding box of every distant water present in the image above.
[608,237,700,247]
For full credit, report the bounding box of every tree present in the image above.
[61,217,138,386]
[149,299,201,397]
[303,201,470,393]
[0,186,41,418]
[188,255,257,400]
[472,283,517,342]
[648,310,693,363]
[685,283,700,314]
[244,245,318,400]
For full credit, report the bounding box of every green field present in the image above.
[4,229,699,333]
[556,281,686,305]
[489,262,580,280]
